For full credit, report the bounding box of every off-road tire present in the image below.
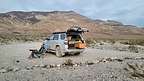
[55,46,65,57]
[74,52,81,55]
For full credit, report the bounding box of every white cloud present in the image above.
[0,0,144,26]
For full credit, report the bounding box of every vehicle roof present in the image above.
[52,32,66,34]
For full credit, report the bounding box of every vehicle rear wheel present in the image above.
[74,52,81,55]
[55,46,65,57]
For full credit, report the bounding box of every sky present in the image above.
[0,0,144,27]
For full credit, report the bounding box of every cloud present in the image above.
[0,0,144,27]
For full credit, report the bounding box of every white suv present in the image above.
[30,27,88,57]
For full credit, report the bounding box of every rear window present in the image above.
[68,35,82,41]
[60,33,66,40]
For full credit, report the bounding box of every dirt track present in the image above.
[0,42,144,81]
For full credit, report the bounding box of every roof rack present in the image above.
[52,32,66,34]
[67,26,89,33]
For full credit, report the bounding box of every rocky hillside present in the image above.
[0,11,144,41]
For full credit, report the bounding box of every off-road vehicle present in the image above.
[30,26,88,57]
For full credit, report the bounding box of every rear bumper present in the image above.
[64,49,85,54]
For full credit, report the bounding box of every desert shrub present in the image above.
[120,40,144,46]
[124,63,144,80]
[0,33,44,44]
[85,61,94,65]
[0,35,12,44]
[0,39,9,44]
[62,59,74,66]
[85,39,97,47]
[128,45,139,53]
[99,42,104,45]
[133,40,144,46]
[109,39,116,44]
[102,39,107,42]
[104,39,116,44]
[85,39,96,44]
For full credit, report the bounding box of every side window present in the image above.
[53,34,59,40]
[49,35,53,40]
[60,33,66,40]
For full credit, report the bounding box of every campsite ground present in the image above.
[0,41,144,81]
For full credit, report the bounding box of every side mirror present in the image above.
[46,38,50,40]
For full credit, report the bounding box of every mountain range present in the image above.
[0,11,144,40]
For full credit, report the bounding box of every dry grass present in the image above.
[124,63,144,80]
[85,38,116,46]
[120,39,144,46]
[85,39,96,45]
[128,45,139,53]
[62,59,74,66]
[0,33,46,44]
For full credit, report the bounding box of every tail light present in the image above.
[64,40,68,45]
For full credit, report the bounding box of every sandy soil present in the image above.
[0,42,144,81]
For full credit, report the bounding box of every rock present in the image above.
[135,57,144,60]
[16,60,20,63]
[25,67,32,70]
[85,61,94,65]
[63,59,74,66]
[98,58,111,63]
[41,65,48,68]
[6,67,13,72]
[73,64,79,67]
[77,62,82,66]
[86,65,89,67]
[115,59,123,62]
[106,58,113,62]
[118,48,128,51]
[94,60,99,63]
[33,65,39,67]
[99,42,104,45]
[13,67,20,72]
[98,58,104,63]
[110,75,117,78]
[124,57,133,60]
[102,59,107,63]
[57,64,61,67]
[140,57,144,60]
[57,64,62,69]
[39,64,45,67]
[0,69,7,73]
[49,64,56,68]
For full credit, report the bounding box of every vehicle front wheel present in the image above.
[55,46,65,57]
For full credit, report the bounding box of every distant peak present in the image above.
[7,11,25,14]
[48,10,77,14]
[5,10,76,14]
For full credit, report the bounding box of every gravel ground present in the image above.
[0,42,144,81]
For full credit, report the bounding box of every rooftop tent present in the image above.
[67,26,89,34]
